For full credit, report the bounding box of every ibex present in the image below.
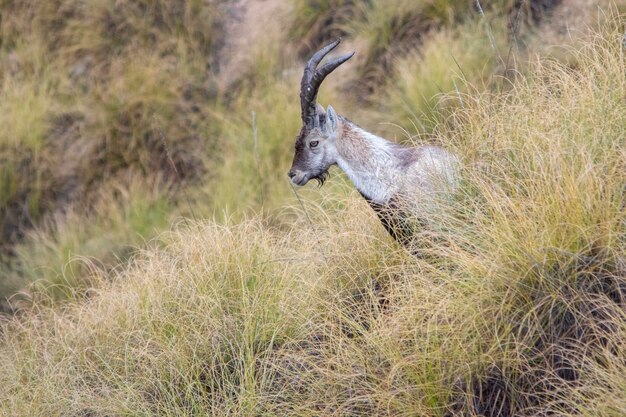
[288,39,458,245]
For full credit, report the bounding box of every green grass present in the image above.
[1,177,171,308]
[0,75,54,152]
[0,0,224,299]
[380,17,507,134]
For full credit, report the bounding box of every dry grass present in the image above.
[0,0,588,301]
[0,0,225,299]
[1,9,624,415]
[0,176,171,309]
[379,17,507,135]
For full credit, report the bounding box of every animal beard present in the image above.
[312,171,329,186]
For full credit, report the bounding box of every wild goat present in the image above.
[288,39,457,245]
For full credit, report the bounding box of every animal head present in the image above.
[288,39,354,186]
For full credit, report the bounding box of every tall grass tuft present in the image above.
[380,17,506,134]
[1,177,171,310]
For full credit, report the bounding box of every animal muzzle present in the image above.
[287,169,309,186]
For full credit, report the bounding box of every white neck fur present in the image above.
[334,122,407,204]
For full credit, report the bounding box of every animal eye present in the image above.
[310,140,319,148]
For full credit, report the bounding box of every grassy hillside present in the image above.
[0,0,577,305]
[1,0,625,415]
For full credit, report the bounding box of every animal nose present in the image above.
[287,170,296,179]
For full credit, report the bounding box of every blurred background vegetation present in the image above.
[0,1,625,415]
[0,0,599,307]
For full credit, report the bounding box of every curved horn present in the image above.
[300,39,355,129]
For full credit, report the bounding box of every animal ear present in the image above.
[316,103,326,116]
[326,105,338,133]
